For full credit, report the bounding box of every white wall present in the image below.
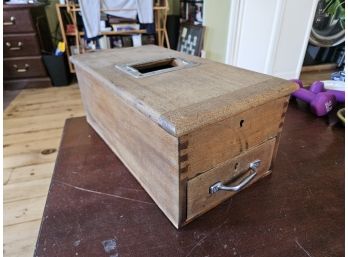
[203,0,232,63]
[225,0,319,79]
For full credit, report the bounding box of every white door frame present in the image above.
[224,0,319,79]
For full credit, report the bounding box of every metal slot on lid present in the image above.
[115,57,198,78]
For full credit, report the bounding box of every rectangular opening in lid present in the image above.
[131,58,179,74]
[116,57,198,78]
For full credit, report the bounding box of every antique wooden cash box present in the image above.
[71,45,298,228]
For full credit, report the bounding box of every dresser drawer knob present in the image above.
[209,160,261,194]
[3,16,16,26]
[13,64,30,73]
[6,41,23,50]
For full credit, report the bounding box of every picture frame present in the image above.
[177,23,205,57]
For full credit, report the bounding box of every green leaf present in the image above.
[337,8,345,20]
[324,0,345,18]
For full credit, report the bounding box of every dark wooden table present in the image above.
[34,102,344,257]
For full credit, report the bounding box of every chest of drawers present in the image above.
[3,3,53,90]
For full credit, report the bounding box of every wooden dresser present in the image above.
[4,3,53,90]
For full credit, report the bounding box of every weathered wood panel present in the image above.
[187,139,276,220]
[71,46,298,136]
[75,67,181,227]
[181,97,287,179]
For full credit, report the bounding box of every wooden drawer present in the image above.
[186,138,276,221]
[4,57,47,79]
[4,9,34,33]
[4,33,40,57]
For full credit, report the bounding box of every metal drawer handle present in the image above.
[4,16,16,26]
[6,41,23,50]
[13,64,30,73]
[209,160,261,194]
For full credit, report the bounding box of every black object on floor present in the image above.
[43,55,70,86]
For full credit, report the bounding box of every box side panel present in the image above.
[75,67,181,228]
[183,96,289,179]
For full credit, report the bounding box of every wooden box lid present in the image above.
[71,45,298,137]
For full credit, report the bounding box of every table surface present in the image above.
[34,102,344,257]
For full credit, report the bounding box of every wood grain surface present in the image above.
[75,67,181,227]
[3,85,84,257]
[182,97,287,179]
[71,45,298,136]
[186,139,275,220]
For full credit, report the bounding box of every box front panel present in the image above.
[182,97,289,179]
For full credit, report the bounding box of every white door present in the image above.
[225,0,319,79]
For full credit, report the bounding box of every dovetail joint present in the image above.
[180,165,189,173]
[179,140,189,150]
[179,154,188,162]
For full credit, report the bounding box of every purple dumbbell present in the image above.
[326,89,345,103]
[291,79,304,88]
[292,81,336,116]
[309,81,324,93]
[292,79,326,94]
[309,81,345,103]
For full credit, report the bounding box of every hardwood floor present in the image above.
[2,70,333,257]
[299,70,335,86]
[3,85,85,257]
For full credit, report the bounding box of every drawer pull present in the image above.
[13,64,30,73]
[6,42,23,50]
[209,160,261,194]
[4,16,16,26]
